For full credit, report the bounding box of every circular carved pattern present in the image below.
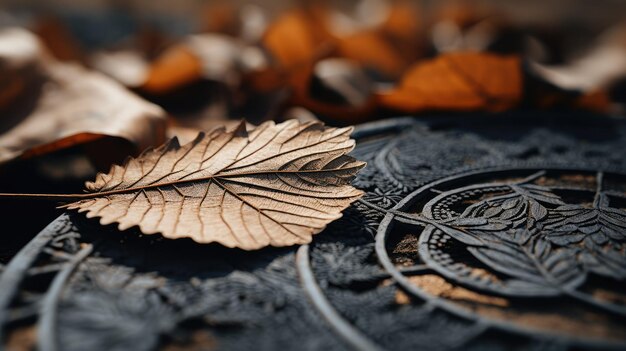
[379,168,626,346]
[3,115,626,350]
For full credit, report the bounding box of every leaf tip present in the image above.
[233,120,248,138]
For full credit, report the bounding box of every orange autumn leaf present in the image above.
[142,44,203,94]
[200,2,240,36]
[377,52,522,113]
[256,3,422,92]
[337,31,408,79]
[524,66,612,114]
[253,9,335,93]
[573,90,611,112]
[381,1,422,41]
[379,0,423,66]
[262,10,328,69]
[287,58,376,124]
[143,34,273,96]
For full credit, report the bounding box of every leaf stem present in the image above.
[0,193,90,201]
[0,166,366,203]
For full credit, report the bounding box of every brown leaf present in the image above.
[259,4,420,82]
[0,28,42,110]
[91,50,150,88]
[141,34,265,95]
[527,23,626,113]
[142,44,204,94]
[200,2,241,36]
[199,3,268,43]
[32,16,84,63]
[337,31,408,78]
[166,119,255,145]
[65,120,365,250]
[262,9,329,69]
[379,0,424,67]
[376,52,522,113]
[288,58,377,123]
[378,51,610,115]
[0,28,166,166]
[529,23,626,92]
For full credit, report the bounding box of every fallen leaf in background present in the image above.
[288,58,377,123]
[0,29,41,110]
[248,7,331,94]
[0,28,166,166]
[141,43,204,94]
[32,16,84,63]
[337,30,408,79]
[89,26,173,88]
[376,52,522,113]
[64,120,365,250]
[377,51,611,115]
[3,0,619,138]
[262,9,329,70]
[330,0,422,79]
[141,34,266,96]
[430,2,491,53]
[530,23,626,92]
[200,2,268,43]
[91,50,150,88]
[200,2,240,37]
[186,34,266,87]
[261,1,421,82]
[378,0,424,70]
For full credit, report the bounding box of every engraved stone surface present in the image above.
[1,112,625,350]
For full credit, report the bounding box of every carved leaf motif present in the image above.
[460,183,562,228]
[543,202,626,279]
[580,240,626,280]
[544,204,626,244]
[65,120,365,250]
[468,231,585,295]
[425,182,590,296]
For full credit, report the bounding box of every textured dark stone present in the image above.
[1,112,625,350]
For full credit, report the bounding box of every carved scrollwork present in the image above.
[2,115,626,350]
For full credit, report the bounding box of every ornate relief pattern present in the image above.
[1,113,625,350]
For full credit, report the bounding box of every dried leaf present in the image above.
[142,44,204,94]
[376,52,522,113]
[65,120,365,250]
[530,23,626,92]
[32,16,84,63]
[91,50,150,88]
[200,3,268,43]
[381,1,422,46]
[166,119,255,145]
[0,28,166,165]
[141,34,265,96]
[200,2,241,36]
[260,3,420,83]
[0,28,45,109]
[337,31,408,78]
[288,58,376,123]
[262,9,329,69]
[378,51,611,115]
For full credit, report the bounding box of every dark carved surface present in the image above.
[1,112,626,350]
